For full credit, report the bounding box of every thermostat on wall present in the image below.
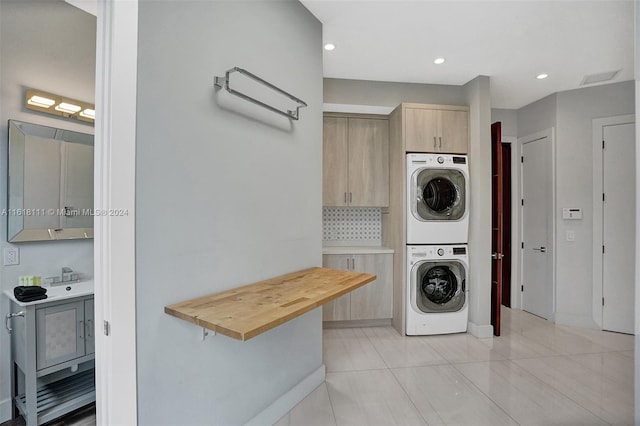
[562,208,582,220]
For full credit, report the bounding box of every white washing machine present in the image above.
[406,153,469,244]
[406,244,468,335]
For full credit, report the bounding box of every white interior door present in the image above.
[521,135,552,319]
[602,122,635,334]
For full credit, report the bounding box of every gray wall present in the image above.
[491,109,518,138]
[517,93,557,137]
[0,1,95,421]
[324,78,467,107]
[516,81,634,328]
[464,76,493,334]
[554,81,634,326]
[135,1,323,424]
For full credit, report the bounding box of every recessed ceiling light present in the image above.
[536,73,548,80]
[434,58,446,65]
[324,43,336,51]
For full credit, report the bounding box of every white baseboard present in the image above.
[467,321,494,339]
[245,364,326,426]
[0,397,12,423]
[553,312,599,329]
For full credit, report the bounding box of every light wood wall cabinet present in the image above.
[403,104,469,154]
[323,115,389,207]
[322,253,393,321]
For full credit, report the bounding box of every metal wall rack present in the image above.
[214,67,307,120]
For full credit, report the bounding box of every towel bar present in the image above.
[214,67,307,120]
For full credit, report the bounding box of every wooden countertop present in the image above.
[164,267,376,341]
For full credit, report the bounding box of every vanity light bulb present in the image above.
[55,102,82,113]
[324,43,336,51]
[80,108,95,119]
[27,95,55,108]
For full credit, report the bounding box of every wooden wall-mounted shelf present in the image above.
[164,267,376,341]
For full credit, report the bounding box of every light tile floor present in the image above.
[276,307,635,426]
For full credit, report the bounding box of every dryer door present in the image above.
[414,261,466,313]
[413,169,466,221]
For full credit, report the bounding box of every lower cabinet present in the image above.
[36,298,94,370]
[9,295,95,426]
[323,253,393,321]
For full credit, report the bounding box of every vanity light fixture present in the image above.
[79,108,95,119]
[434,57,446,65]
[536,73,549,80]
[55,102,82,114]
[27,95,56,108]
[324,43,336,51]
[24,88,95,124]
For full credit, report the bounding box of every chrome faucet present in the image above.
[45,267,79,286]
[62,267,73,282]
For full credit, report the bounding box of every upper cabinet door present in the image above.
[323,117,349,206]
[438,109,469,154]
[404,108,438,152]
[402,105,469,154]
[348,118,390,207]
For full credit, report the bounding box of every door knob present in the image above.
[532,247,547,253]
[491,252,504,260]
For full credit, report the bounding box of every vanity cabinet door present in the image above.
[84,299,95,356]
[350,254,393,320]
[322,255,351,321]
[36,301,86,370]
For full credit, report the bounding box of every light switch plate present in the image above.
[3,247,19,265]
[566,230,576,242]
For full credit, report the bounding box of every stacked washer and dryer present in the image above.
[405,153,470,335]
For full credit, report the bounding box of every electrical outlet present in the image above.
[3,247,19,266]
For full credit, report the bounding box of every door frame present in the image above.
[518,128,556,318]
[502,136,519,309]
[94,0,139,424]
[592,114,635,329]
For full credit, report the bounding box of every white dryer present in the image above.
[406,244,468,335]
[406,153,469,244]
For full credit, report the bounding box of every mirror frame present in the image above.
[7,119,94,242]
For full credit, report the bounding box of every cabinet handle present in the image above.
[344,192,347,204]
[346,258,350,270]
[433,136,437,148]
[86,319,93,338]
[439,136,442,148]
[349,192,352,204]
[79,320,84,339]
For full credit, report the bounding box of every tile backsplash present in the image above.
[322,207,382,246]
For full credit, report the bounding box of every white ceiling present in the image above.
[301,0,634,109]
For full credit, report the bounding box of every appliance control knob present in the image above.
[437,248,445,256]
[437,156,445,164]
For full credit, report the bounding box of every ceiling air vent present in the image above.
[580,70,620,86]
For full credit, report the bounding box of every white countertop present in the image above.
[4,280,94,307]
[323,246,394,255]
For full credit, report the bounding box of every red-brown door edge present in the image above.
[491,122,503,336]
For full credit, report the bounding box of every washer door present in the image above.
[414,261,466,313]
[414,169,466,221]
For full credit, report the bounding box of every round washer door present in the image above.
[414,261,466,313]
[414,169,466,221]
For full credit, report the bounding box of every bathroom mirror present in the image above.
[8,120,94,242]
